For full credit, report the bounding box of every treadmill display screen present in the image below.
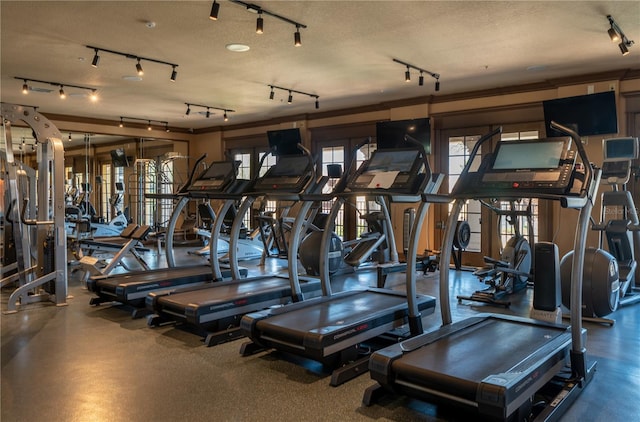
[492,140,566,170]
[201,162,235,179]
[268,155,311,177]
[366,150,420,173]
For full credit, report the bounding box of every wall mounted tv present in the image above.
[110,148,130,167]
[267,128,303,155]
[376,118,431,153]
[543,91,618,137]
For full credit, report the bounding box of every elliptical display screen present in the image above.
[267,155,311,177]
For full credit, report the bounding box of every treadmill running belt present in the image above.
[94,265,213,289]
[391,318,568,402]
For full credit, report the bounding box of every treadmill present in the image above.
[86,156,248,317]
[145,147,325,346]
[364,122,599,421]
[239,139,444,386]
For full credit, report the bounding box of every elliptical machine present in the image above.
[560,136,639,324]
[457,198,533,307]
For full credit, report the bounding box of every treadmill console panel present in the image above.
[188,161,237,195]
[348,148,426,194]
[454,137,578,196]
[251,155,312,193]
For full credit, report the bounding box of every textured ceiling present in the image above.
[1,0,639,139]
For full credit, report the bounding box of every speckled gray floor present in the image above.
[2,249,639,421]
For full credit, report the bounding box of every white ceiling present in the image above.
[1,0,639,138]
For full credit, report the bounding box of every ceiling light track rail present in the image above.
[86,45,179,81]
[269,85,319,108]
[184,103,235,121]
[119,116,170,132]
[209,1,306,46]
[392,58,440,91]
[16,77,98,100]
[606,15,634,56]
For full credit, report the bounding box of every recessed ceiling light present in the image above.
[226,43,250,52]
[122,75,143,81]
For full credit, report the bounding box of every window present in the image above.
[321,146,345,237]
[448,135,482,252]
[498,130,540,248]
[355,143,378,238]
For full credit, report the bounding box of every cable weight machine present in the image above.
[1,103,68,313]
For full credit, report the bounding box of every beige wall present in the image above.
[42,74,640,259]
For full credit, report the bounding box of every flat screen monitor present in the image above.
[201,161,235,179]
[267,128,303,156]
[603,137,638,160]
[543,91,618,137]
[376,118,430,153]
[366,149,420,173]
[492,139,568,170]
[267,155,310,177]
[110,148,130,167]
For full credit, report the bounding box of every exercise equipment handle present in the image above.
[20,199,53,226]
[550,120,593,199]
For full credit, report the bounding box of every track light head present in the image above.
[136,59,144,75]
[288,91,293,103]
[435,79,440,92]
[22,80,28,94]
[315,98,319,109]
[206,108,211,118]
[165,124,170,133]
[619,42,630,56]
[256,12,264,34]
[119,117,124,128]
[185,104,191,116]
[91,49,100,67]
[608,27,620,43]
[59,86,66,99]
[209,0,220,20]
[90,90,98,102]
[294,26,301,47]
[419,73,424,86]
[269,87,275,100]
[147,121,152,131]
[405,67,411,82]
[224,111,228,122]
[68,133,72,142]
[170,66,177,82]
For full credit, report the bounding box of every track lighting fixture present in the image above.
[118,116,170,131]
[91,48,100,67]
[209,0,220,20]
[393,59,441,91]
[16,77,99,101]
[268,85,319,109]
[184,103,235,121]
[86,45,179,80]
[294,26,302,47]
[214,1,307,47]
[256,11,264,34]
[606,15,634,56]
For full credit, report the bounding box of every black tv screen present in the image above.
[543,91,618,137]
[267,128,303,156]
[376,118,431,153]
[111,148,129,167]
